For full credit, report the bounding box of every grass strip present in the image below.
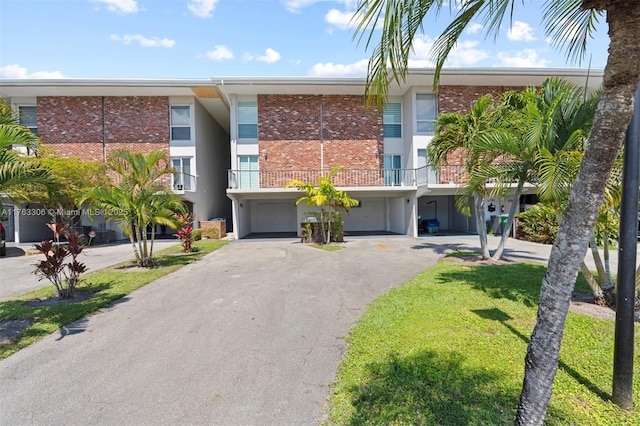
[0,239,228,359]
[328,260,639,425]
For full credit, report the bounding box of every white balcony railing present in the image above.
[171,172,196,193]
[227,165,467,190]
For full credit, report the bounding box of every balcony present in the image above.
[227,165,467,190]
[171,172,196,193]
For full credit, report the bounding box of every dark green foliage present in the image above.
[516,204,558,244]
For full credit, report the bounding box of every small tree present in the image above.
[81,149,185,267]
[286,166,359,244]
[175,213,194,253]
[33,231,87,299]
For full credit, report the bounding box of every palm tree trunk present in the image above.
[588,233,609,289]
[491,179,524,260]
[472,193,490,259]
[603,231,615,290]
[150,223,156,259]
[515,2,640,423]
[579,261,605,304]
[128,223,141,263]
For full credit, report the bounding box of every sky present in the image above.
[0,0,611,79]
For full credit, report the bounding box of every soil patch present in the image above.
[24,290,94,307]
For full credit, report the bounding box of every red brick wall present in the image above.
[37,96,170,161]
[258,95,383,187]
[438,85,525,114]
[436,85,525,183]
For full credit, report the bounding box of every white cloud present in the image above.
[91,0,138,15]
[495,49,550,67]
[110,34,175,48]
[406,35,488,67]
[257,48,281,64]
[285,0,357,13]
[446,40,489,66]
[309,59,369,77]
[188,0,219,18]
[0,64,64,79]
[205,45,234,61]
[507,21,536,42]
[325,9,357,30]
[467,23,483,35]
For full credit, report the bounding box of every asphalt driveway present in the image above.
[0,236,444,425]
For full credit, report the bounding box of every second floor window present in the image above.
[238,101,258,139]
[170,106,191,141]
[18,106,38,135]
[416,94,437,134]
[383,102,402,138]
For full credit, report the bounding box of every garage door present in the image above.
[256,202,296,232]
[343,199,386,232]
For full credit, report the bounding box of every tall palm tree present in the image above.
[0,98,55,208]
[82,149,185,267]
[355,0,640,421]
[428,94,498,259]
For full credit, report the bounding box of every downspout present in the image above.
[101,96,107,163]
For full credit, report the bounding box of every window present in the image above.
[238,155,259,189]
[238,102,258,139]
[170,106,191,141]
[171,157,192,191]
[416,94,437,134]
[18,106,38,135]
[383,103,402,138]
[384,154,402,186]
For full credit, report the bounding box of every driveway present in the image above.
[0,235,630,424]
[0,240,180,301]
[0,236,443,425]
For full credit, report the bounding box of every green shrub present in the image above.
[191,227,220,241]
[515,204,558,244]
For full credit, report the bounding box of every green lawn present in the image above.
[328,259,639,425]
[0,239,228,359]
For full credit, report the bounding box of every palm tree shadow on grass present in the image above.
[433,262,547,308]
[472,308,611,403]
[345,349,571,425]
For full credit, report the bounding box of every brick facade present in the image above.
[37,96,170,161]
[437,85,525,184]
[257,95,383,187]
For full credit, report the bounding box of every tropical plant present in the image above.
[286,166,359,244]
[33,231,87,299]
[516,204,559,244]
[355,0,640,420]
[175,213,194,253]
[0,98,55,209]
[81,149,185,267]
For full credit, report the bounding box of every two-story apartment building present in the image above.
[216,68,602,239]
[0,68,602,242]
[0,79,231,242]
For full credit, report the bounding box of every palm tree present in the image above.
[355,0,640,420]
[0,98,55,208]
[427,94,498,259]
[82,149,185,267]
[286,166,359,244]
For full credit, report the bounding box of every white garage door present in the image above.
[256,202,296,232]
[343,199,386,232]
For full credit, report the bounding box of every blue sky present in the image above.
[0,0,610,79]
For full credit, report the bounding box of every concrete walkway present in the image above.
[0,235,631,424]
